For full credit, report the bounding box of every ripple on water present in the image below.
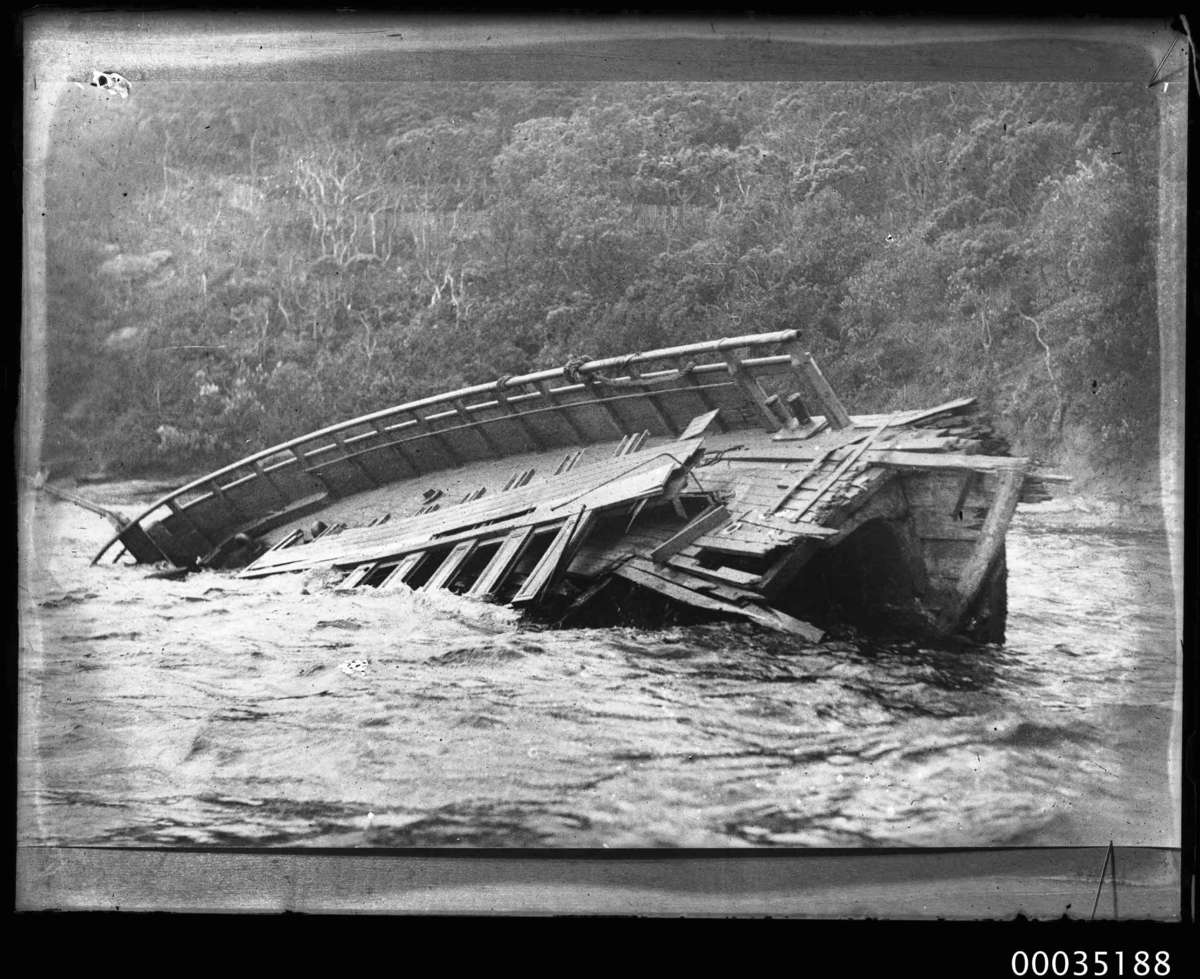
[17,499,1180,849]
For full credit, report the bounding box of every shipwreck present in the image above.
[92,330,1065,642]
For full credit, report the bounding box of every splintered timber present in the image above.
[92,331,1067,642]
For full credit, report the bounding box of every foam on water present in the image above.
[17,490,1180,848]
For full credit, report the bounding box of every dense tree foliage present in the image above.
[39,81,1159,486]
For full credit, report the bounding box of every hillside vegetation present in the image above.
[39,81,1161,496]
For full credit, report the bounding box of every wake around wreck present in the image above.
[92,330,1068,643]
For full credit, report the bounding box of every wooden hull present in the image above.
[95,331,1063,641]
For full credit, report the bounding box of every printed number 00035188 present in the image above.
[1011,952,1170,977]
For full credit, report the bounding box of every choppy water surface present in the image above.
[18,488,1179,848]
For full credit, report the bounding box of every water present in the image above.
[17,487,1180,848]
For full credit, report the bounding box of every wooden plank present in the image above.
[674,359,729,432]
[791,416,894,522]
[789,345,852,429]
[409,411,464,466]
[665,555,761,588]
[420,540,477,591]
[370,419,423,475]
[735,604,824,642]
[250,459,291,503]
[581,377,628,437]
[535,379,590,444]
[164,498,220,550]
[756,538,821,599]
[885,435,971,453]
[766,446,835,515]
[617,430,649,456]
[379,551,428,590]
[492,383,547,452]
[936,466,1025,633]
[336,562,378,590]
[451,397,507,457]
[466,527,536,599]
[267,528,305,552]
[867,451,1031,474]
[721,351,786,431]
[950,471,979,517]
[625,360,679,435]
[679,409,720,440]
[510,510,586,605]
[735,513,839,539]
[650,504,732,563]
[207,478,241,521]
[240,440,699,578]
[613,561,738,613]
[626,555,760,605]
[692,531,784,558]
[332,430,380,487]
[613,562,821,638]
[291,446,338,496]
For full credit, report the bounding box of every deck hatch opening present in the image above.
[446,539,504,594]
[361,562,401,588]
[491,525,562,605]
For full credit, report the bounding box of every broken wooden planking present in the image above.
[241,440,701,577]
[510,509,590,605]
[465,526,536,599]
[678,408,721,441]
[664,554,761,588]
[649,504,732,563]
[612,561,821,639]
[868,451,1031,474]
[623,555,761,606]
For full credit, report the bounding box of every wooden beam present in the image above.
[332,430,380,487]
[492,383,547,452]
[164,498,220,550]
[766,446,835,515]
[466,526,535,600]
[721,350,787,431]
[581,377,628,437]
[788,345,851,429]
[409,411,464,467]
[291,446,338,496]
[625,360,679,435]
[250,460,290,503]
[649,504,731,563]
[791,417,893,523]
[665,554,760,588]
[379,551,428,590]
[421,540,477,591]
[867,451,1032,474]
[674,357,729,432]
[734,604,824,642]
[936,466,1026,634]
[950,471,979,517]
[756,538,821,599]
[370,420,423,475]
[451,397,507,457]
[535,380,590,444]
[336,562,378,590]
[678,409,720,440]
[207,478,241,521]
[510,509,593,605]
[612,561,821,638]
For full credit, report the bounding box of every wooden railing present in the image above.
[92,330,809,566]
